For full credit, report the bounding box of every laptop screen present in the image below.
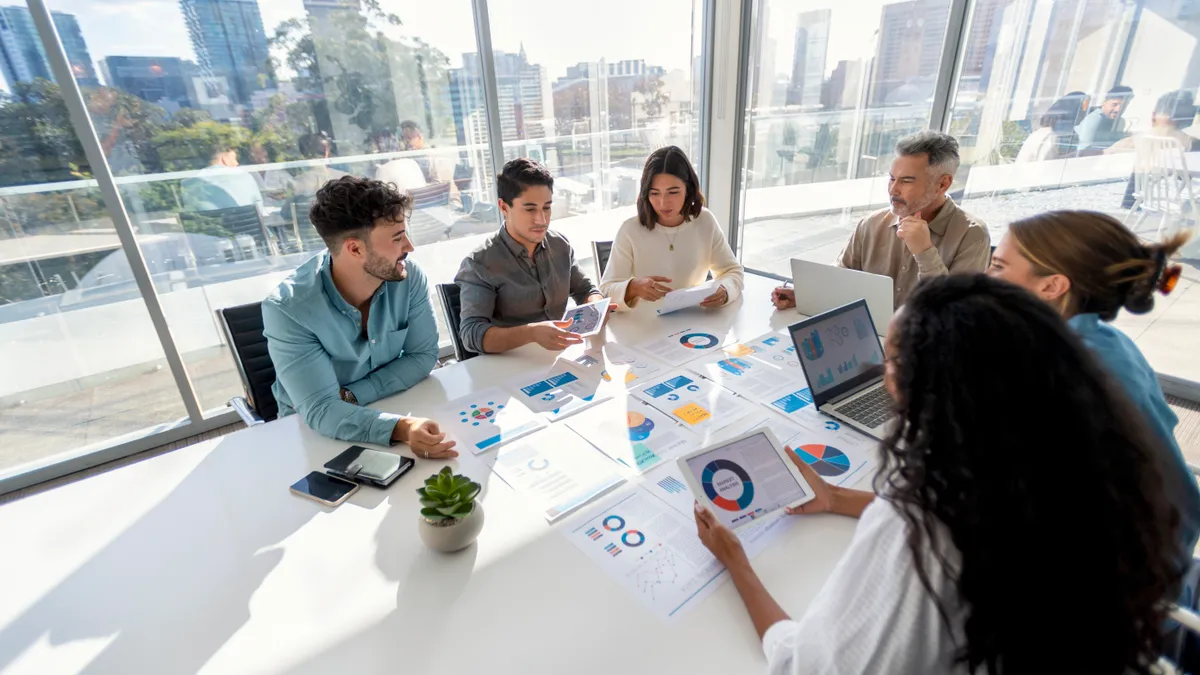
[789,300,886,406]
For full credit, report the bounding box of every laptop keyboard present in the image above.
[837,387,892,428]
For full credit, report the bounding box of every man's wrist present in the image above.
[392,417,413,443]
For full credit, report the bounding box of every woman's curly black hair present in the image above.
[309,175,410,249]
[876,274,1182,674]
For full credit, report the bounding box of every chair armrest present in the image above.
[230,396,264,427]
[1188,462,1200,478]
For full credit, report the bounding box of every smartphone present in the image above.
[290,471,359,507]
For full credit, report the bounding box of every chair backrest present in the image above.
[436,283,478,362]
[1132,135,1194,213]
[180,205,268,254]
[216,302,279,422]
[409,181,452,209]
[288,199,326,251]
[592,240,614,281]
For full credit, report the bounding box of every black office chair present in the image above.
[592,240,614,281]
[436,283,478,363]
[216,301,279,426]
[179,205,277,260]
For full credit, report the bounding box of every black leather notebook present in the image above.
[324,446,412,488]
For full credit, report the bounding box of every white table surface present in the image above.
[0,274,864,675]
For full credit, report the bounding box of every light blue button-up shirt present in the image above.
[262,251,438,446]
[1069,313,1200,556]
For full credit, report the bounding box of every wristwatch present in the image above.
[339,387,358,405]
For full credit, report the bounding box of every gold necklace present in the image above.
[659,224,681,251]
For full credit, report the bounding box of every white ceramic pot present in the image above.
[418,502,484,552]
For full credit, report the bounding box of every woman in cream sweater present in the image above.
[599,146,744,310]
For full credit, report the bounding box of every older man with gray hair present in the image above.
[772,130,990,309]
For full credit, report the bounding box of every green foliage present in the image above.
[997,120,1031,163]
[152,120,246,172]
[803,122,836,170]
[269,6,454,145]
[633,76,671,119]
[416,466,481,523]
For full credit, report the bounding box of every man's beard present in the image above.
[364,250,408,282]
[890,186,938,218]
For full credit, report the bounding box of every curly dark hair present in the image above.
[497,157,553,206]
[309,175,411,250]
[877,274,1182,674]
[636,145,704,229]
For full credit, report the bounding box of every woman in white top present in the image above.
[695,274,1181,674]
[600,146,744,309]
[1015,91,1088,163]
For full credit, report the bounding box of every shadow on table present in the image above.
[0,427,319,675]
[271,485,482,674]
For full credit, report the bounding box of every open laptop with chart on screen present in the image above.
[788,299,893,440]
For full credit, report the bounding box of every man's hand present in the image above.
[783,446,836,515]
[626,276,673,303]
[770,286,796,310]
[699,284,729,308]
[393,417,458,459]
[694,502,748,568]
[587,293,617,313]
[896,215,934,256]
[527,320,583,351]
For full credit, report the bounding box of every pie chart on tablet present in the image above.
[795,444,851,477]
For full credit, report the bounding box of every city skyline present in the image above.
[0,5,97,90]
[30,0,696,95]
[180,0,273,105]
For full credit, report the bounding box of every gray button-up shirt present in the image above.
[454,226,599,354]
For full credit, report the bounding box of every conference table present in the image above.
[0,274,866,675]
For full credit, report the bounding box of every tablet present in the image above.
[676,429,815,531]
[561,297,611,337]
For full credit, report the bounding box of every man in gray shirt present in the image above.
[455,158,607,354]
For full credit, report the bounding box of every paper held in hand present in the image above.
[656,280,719,315]
[561,296,611,336]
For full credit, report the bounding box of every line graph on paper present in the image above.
[631,549,681,601]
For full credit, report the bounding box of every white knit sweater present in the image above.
[599,207,745,310]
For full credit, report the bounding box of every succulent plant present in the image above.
[417,467,481,523]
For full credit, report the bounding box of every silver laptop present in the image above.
[790,259,894,336]
[789,299,892,440]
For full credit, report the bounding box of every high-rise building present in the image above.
[787,9,831,108]
[821,59,863,111]
[961,0,1010,79]
[179,0,272,105]
[100,56,194,110]
[450,49,555,144]
[868,0,951,106]
[0,6,98,89]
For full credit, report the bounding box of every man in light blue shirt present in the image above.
[1075,85,1133,153]
[181,141,265,211]
[263,176,456,458]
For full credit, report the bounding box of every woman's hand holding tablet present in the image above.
[676,429,817,532]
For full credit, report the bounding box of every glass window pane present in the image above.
[737,0,954,277]
[485,0,706,266]
[48,0,494,410]
[948,0,1200,383]
[0,19,189,471]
